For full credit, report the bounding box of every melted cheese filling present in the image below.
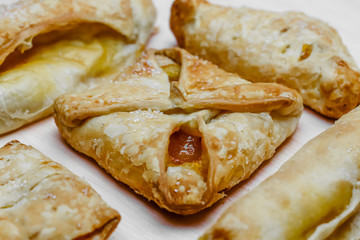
[0,24,138,125]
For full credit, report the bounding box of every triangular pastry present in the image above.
[170,0,360,118]
[0,140,120,239]
[0,0,156,134]
[54,48,303,215]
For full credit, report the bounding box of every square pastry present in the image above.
[54,48,303,215]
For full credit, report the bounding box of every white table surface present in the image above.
[0,0,359,239]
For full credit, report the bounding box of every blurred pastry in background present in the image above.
[0,0,156,134]
[54,48,303,215]
[0,140,120,239]
[171,0,360,119]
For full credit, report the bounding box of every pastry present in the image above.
[0,0,156,134]
[53,48,303,215]
[201,105,360,240]
[170,0,360,118]
[0,140,120,240]
[327,210,360,240]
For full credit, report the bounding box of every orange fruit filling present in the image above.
[168,130,202,165]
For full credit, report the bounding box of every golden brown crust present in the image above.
[170,0,205,47]
[201,106,360,239]
[54,48,302,215]
[0,0,155,64]
[170,0,360,118]
[0,140,120,240]
[55,48,302,127]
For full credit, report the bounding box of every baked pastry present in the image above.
[0,140,120,239]
[170,0,360,118]
[327,210,360,240]
[53,48,302,215]
[201,105,360,240]
[0,0,156,134]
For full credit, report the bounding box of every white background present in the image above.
[0,0,359,239]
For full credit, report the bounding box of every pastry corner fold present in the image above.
[201,105,360,239]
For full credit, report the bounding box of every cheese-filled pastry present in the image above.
[0,140,120,240]
[201,105,360,240]
[170,0,360,119]
[0,0,156,135]
[54,48,303,215]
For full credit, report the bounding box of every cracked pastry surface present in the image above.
[0,140,120,240]
[170,0,360,118]
[201,105,360,240]
[54,48,303,215]
[0,0,156,134]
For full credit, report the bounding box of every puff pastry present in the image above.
[0,140,120,240]
[54,48,303,215]
[201,105,360,240]
[170,0,360,118]
[0,0,156,134]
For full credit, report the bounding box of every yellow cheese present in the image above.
[0,26,138,134]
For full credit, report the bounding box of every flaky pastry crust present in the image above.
[0,0,156,134]
[54,48,302,215]
[201,105,360,240]
[0,0,155,65]
[170,0,360,118]
[0,140,120,240]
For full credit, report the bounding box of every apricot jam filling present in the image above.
[299,43,313,61]
[168,130,202,165]
[155,54,181,82]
